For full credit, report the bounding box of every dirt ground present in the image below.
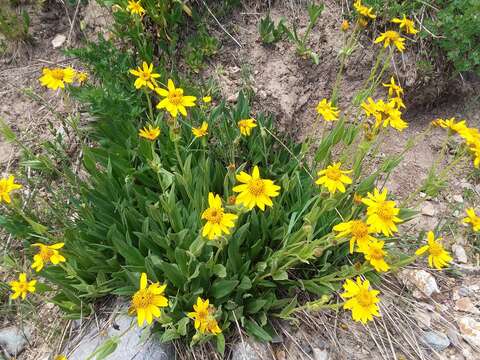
[1,1,479,359]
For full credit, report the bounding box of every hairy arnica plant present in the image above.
[1,1,477,357]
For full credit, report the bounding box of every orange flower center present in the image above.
[377,202,393,221]
[369,247,384,260]
[51,69,65,80]
[39,247,55,261]
[132,289,154,309]
[248,179,265,196]
[168,89,183,105]
[325,167,341,181]
[204,208,223,224]
[140,70,151,80]
[428,242,443,257]
[356,289,374,307]
[16,282,29,292]
[351,221,368,239]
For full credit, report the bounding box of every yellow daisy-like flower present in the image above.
[470,143,480,168]
[129,62,160,90]
[129,273,168,326]
[76,72,88,84]
[238,118,257,136]
[39,67,76,90]
[458,127,480,146]
[359,239,390,272]
[155,79,197,117]
[31,243,66,272]
[127,0,145,16]
[362,188,402,236]
[9,273,36,300]
[374,31,406,52]
[201,193,238,240]
[341,20,350,32]
[392,15,418,35]
[390,96,405,110]
[361,98,408,131]
[463,208,480,232]
[192,121,209,138]
[316,99,340,122]
[341,277,380,324]
[202,96,212,103]
[139,124,160,141]
[188,297,222,335]
[315,162,352,194]
[353,0,376,19]
[333,219,376,253]
[54,355,67,360]
[0,175,22,204]
[233,166,281,211]
[415,231,452,269]
[437,117,468,133]
[382,77,404,98]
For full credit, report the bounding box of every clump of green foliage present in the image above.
[183,26,219,73]
[258,13,285,44]
[0,0,30,43]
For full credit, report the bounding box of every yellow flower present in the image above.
[192,121,208,138]
[354,0,376,19]
[31,243,66,272]
[202,96,212,103]
[76,72,88,84]
[39,67,76,90]
[374,31,406,52]
[362,188,401,236]
[353,193,363,205]
[129,273,168,326]
[129,62,160,90]
[392,15,418,35]
[315,162,352,194]
[390,96,405,109]
[458,126,480,146]
[341,20,350,31]
[9,273,36,300]
[316,99,339,121]
[361,98,408,131]
[127,0,145,16]
[357,18,368,28]
[463,208,480,232]
[54,356,67,360]
[233,166,281,211]
[201,193,238,240]
[415,231,452,269]
[437,117,468,133]
[187,297,221,335]
[333,219,376,253]
[0,175,22,204]
[238,118,257,136]
[155,79,196,117]
[359,239,390,272]
[139,124,161,141]
[382,77,404,98]
[470,143,480,168]
[341,277,380,324]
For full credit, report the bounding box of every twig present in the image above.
[200,0,242,48]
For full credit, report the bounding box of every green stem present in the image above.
[144,89,155,122]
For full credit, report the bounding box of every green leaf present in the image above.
[212,264,227,278]
[244,319,273,342]
[210,279,239,299]
[216,333,225,355]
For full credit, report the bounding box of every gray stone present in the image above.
[421,202,436,216]
[452,244,468,263]
[66,310,173,360]
[51,34,66,48]
[312,347,330,360]
[0,325,32,357]
[231,340,270,360]
[457,316,480,348]
[422,331,450,352]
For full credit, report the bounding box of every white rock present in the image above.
[452,244,468,263]
[51,34,66,48]
[457,317,480,348]
[0,325,33,356]
[452,194,464,203]
[231,340,270,360]
[400,269,440,298]
[421,202,436,216]
[455,297,479,314]
[312,348,330,360]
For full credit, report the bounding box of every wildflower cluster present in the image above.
[0,1,467,355]
[39,66,88,90]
